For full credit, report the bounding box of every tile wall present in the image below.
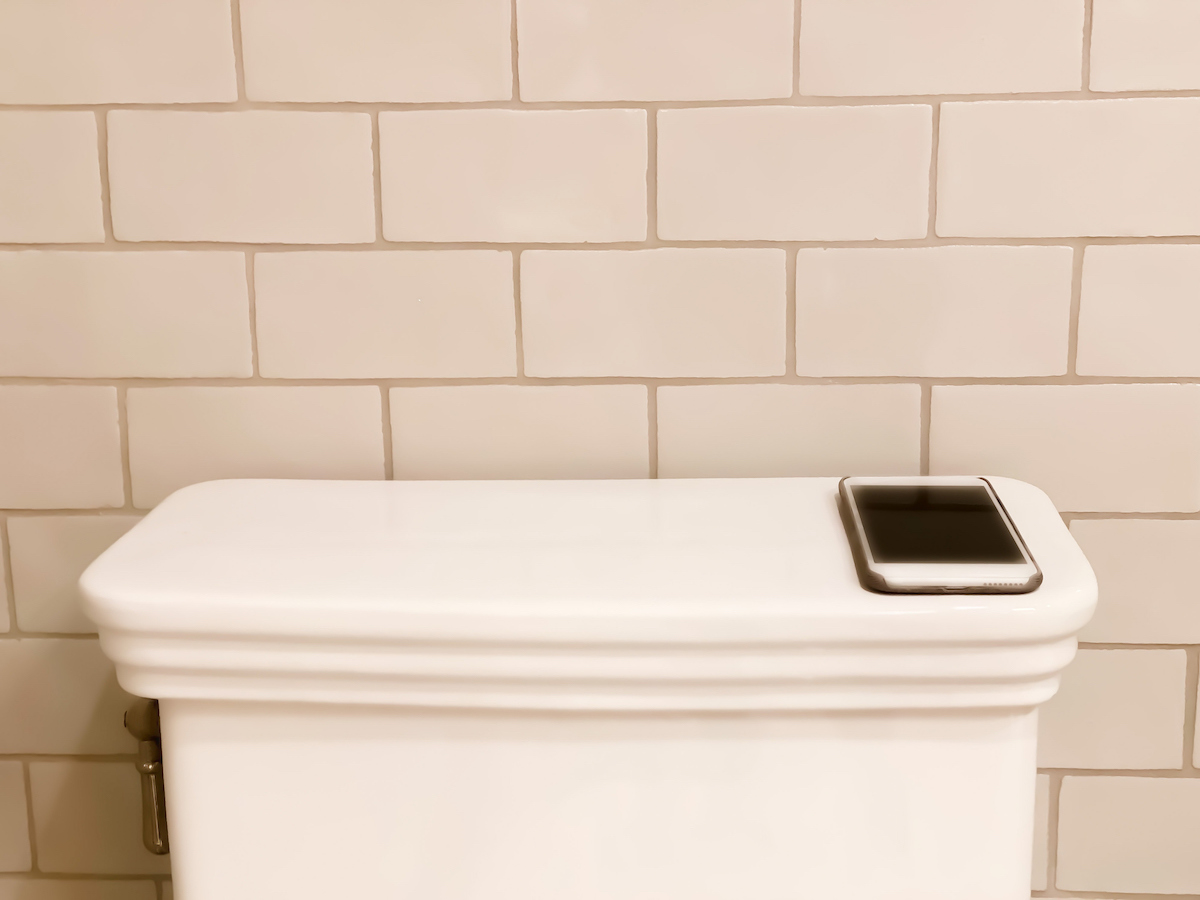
[1,1,1199,897]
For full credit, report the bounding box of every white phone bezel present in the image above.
[839,475,1042,594]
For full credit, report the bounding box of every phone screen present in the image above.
[852,485,1025,564]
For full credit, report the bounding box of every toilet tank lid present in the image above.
[81,476,1095,648]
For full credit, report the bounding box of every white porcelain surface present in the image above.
[83,476,1094,900]
[162,700,1039,900]
[83,477,1094,711]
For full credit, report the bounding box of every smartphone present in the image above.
[838,476,1042,594]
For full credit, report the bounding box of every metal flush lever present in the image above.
[125,698,169,855]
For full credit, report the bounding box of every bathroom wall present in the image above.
[1,0,1199,897]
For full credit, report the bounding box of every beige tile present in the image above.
[0,252,251,378]
[1071,520,1200,644]
[657,384,921,478]
[1091,0,1200,91]
[657,106,930,241]
[0,881,157,900]
[0,388,123,510]
[391,386,649,479]
[521,249,786,377]
[107,111,374,244]
[516,0,792,101]
[795,246,1073,376]
[799,0,1082,96]
[255,251,516,378]
[930,385,1200,512]
[1058,776,1200,893]
[160,885,171,900]
[1077,245,1200,376]
[0,640,133,754]
[938,99,1200,237]
[127,387,385,508]
[0,537,8,632]
[380,110,646,242]
[0,0,235,103]
[9,517,142,634]
[28,763,170,875]
[0,113,103,244]
[0,762,30,872]
[241,0,510,102]
[1038,650,1186,769]
[1031,774,1050,891]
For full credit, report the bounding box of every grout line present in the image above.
[1082,0,1095,93]
[1183,646,1199,772]
[0,752,136,762]
[927,102,941,238]
[94,110,115,244]
[22,761,39,871]
[0,632,100,641]
[512,250,526,377]
[10,88,1200,114]
[380,385,394,482]
[9,236,1200,252]
[229,0,248,103]
[510,0,520,102]
[647,385,659,479]
[10,375,1200,389]
[1066,242,1086,375]
[116,386,134,510]
[645,107,658,244]
[0,876,166,885]
[793,0,802,98]
[1046,772,1063,893]
[1,517,17,633]
[785,248,797,377]
[919,383,932,475]
[370,112,385,243]
[245,252,260,377]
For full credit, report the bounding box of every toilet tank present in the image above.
[82,477,1095,900]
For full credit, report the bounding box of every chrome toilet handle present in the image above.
[125,698,170,855]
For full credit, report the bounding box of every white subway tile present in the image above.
[380,110,646,242]
[1070,520,1200,644]
[0,882,156,900]
[9,516,141,634]
[1091,0,1200,92]
[391,386,649,480]
[0,0,235,104]
[0,252,251,378]
[0,762,30,872]
[1077,245,1200,376]
[795,246,1073,376]
[1058,776,1200,893]
[1038,650,1187,769]
[930,385,1200,512]
[0,388,123,510]
[1031,774,1050,891]
[127,387,385,508]
[0,113,103,244]
[28,763,170,875]
[255,251,516,378]
[516,0,793,101]
[657,385,921,478]
[240,0,510,102]
[521,249,786,377]
[799,0,1083,96]
[107,112,375,244]
[0,640,133,754]
[657,106,930,241]
[938,99,1200,237]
